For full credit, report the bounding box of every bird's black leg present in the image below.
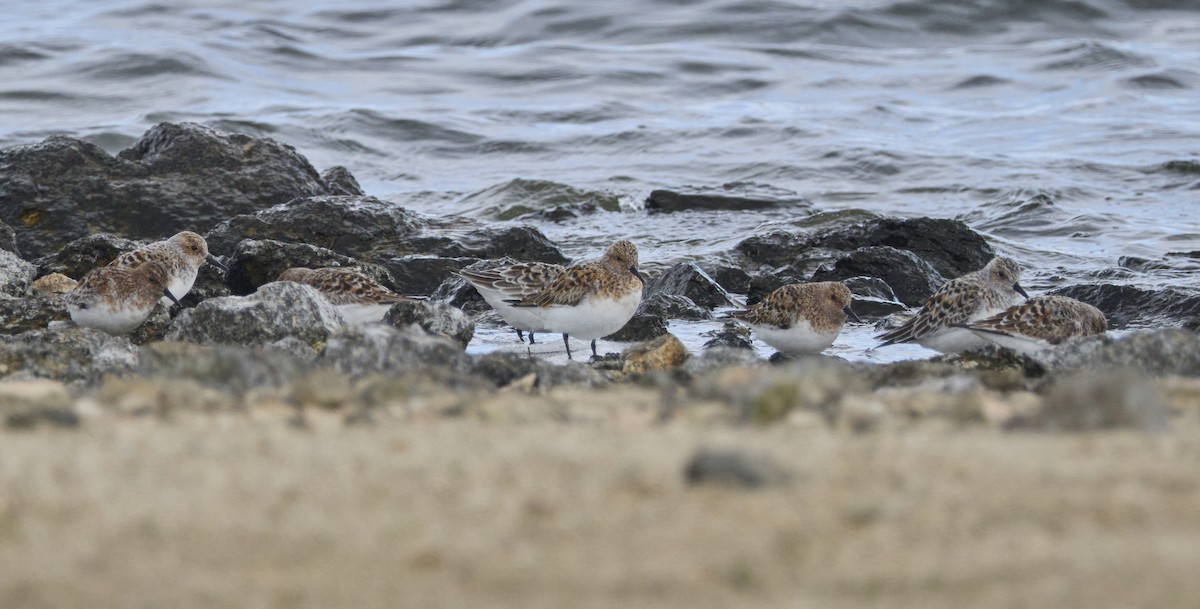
[562,333,572,360]
[591,339,598,357]
[516,329,525,343]
[529,332,537,344]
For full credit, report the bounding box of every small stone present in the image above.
[605,312,668,342]
[622,333,689,375]
[703,322,754,350]
[684,448,793,489]
[382,300,474,348]
[30,273,78,298]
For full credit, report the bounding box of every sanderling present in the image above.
[952,294,1106,355]
[277,266,414,324]
[65,261,180,334]
[455,261,565,344]
[875,256,1028,353]
[110,231,226,304]
[731,282,860,355]
[506,240,643,359]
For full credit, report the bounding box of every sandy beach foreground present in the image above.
[2,375,1199,609]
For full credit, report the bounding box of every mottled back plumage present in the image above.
[277,267,409,305]
[957,295,1106,345]
[65,261,178,334]
[733,282,853,334]
[110,231,220,302]
[511,239,641,308]
[456,262,565,301]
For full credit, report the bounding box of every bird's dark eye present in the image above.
[191,245,199,251]
[830,294,837,302]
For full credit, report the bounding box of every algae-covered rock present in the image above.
[0,248,35,297]
[137,341,313,394]
[382,300,474,348]
[0,327,137,382]
[166,281,343,347]
[322,324,473,381]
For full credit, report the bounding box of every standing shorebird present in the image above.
[65,261,180,334]
[110,231,226,305]
[277,266,416,324]
[731,282,860,355]
[456,261,564,344]
[875,256,1029,353]
[953,294,1106,354]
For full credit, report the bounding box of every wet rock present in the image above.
[137,341,312,394]
[0,296,68,335]
[1049,283,1200,328]
[622,333,688,375]
[322,324,473,382]
[30,273,77,298]
[402,223,567,264]
[812,246,946,306]
[605,313,668,342]
[0,379,78,429]
[703,321,754,350]
[1032,370,1170,432]
[224,238,394,296]
[0,219,17,255]
[32,233,144,280]
[165,281,343,347]
[703,265,752,295]
[378,255,477,297]
[638,293,711,321]
[644,262,734,309]
[470,351,605,389]
[205,195,424,258]
[1,122,343,258]
[320,165,364,196]
[181,264,232,308]
[684,448,793,489]
[454,178,620,220]
[382,300,474,348]
[646,187,810,213]
[745,271,796,305]
[0,327,138,383]
[0,249,35,296]
[842,275,907,318]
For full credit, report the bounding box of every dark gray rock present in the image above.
[644,262,734,309]
[470,351,605,388]
[0,249,35,297]
[181,264,232,308]
[0,327,138,383]
[1049,283,1200,328]
[377,255,477,297]
[646,188,811,213]
[137,341,313,395]
[382,300,474,348]
[683,448,793,489]
[605,312,669,342]
[703,321,754,350]
[320,166,364,196]
[165,281,343,347]
[842,276,907,318]
[811,246,946,306]
[402,223,567,264]
[0,295,68,335]
[33,233,144,280]
[0,219,17,256]
[639,293,711,321]
[224,238,395,295]
[702,265,752,295]
[745,271,797,306]
[205,195,424,258]
[1,122,345,258]
[322,324,473,381]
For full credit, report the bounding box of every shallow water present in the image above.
[3,0,1199,360]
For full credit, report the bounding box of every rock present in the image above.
[137,341,312,394]
[1033,370,1170,432]
[604,313,668,342]
[0,219,17,255]
[30,273,77,298]
[470,351,605,389]
[32,232,145,279]
[205,195,424,258]
[0,249,35,297]
[452,178,620,220]
[1,122,345,258]
[638,293,711,321]
[811,246,946,306]
[683,347,762,377]
[683,448,793,489]
[0,379,78,429]
[622,333,689,375]
[165,281,343,347]
[224,238,395,295]
[1029,329,1200,377]
[382,300,474,348]
[1049,283,1200,328]
[180,264,232,308]
[703,265,752,295]
[644,262,734,309]
[320,166,364,196]
[744,271,797,305]
[0,296,69,335]
[401,222,567,264]
[378,255,477,297]
[646,183,811,214]
[841,275,907,318]
[0,327,138,383]
[322,324,473,382]
[703,321,754,350]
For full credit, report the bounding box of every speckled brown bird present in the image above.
[731,282,859,354]
[277,266,415,324]
[953,294,1106,354]
[110,231,226,305]
[65,261,180,334]
[456,261,565,344]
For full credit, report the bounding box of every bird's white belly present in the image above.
[752,320,837,354]
[69,303,149,335]
[535,290,641,340]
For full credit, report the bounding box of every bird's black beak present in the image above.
[631,266,644,284]
[843,305,862,323]
[163,289,181,307]
[1013,282,1029,298]
[207,254,228,272]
